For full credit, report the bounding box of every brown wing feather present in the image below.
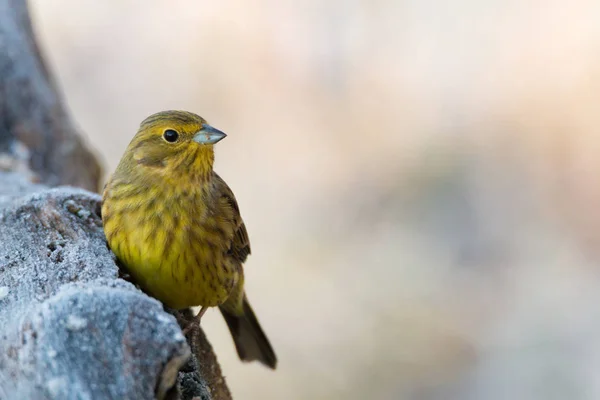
[213,174,276,368]
[213,172,251,263]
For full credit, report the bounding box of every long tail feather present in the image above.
[220,296,277,369]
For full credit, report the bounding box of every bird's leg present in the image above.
[182,306,208,335]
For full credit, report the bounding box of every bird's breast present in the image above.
[103,182,239,309]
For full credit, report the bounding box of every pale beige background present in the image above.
[30,1,600,399]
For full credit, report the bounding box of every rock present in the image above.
[0,173,211,400]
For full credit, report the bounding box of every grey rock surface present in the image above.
[0,173,208,400]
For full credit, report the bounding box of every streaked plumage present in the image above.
[102,110,276,369]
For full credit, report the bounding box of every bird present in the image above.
[101,110,276,369]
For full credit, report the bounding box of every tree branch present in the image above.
[0,0,100,191]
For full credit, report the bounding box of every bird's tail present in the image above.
[219,296,277,369]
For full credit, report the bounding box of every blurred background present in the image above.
[28,0,600,399]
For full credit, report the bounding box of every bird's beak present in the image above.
[193,124,227,145]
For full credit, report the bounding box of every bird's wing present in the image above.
[213,172,251,263]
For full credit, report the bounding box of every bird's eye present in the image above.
[163,129,179,143]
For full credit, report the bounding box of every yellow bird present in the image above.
[102,110,276,369]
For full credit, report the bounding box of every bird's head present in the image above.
[121,110,227,180]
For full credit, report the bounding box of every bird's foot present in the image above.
[182,306,208,335]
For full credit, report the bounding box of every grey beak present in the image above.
[193,124,227,144]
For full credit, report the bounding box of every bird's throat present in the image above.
[173,145,214,182]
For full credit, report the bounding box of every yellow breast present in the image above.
[102,186,239,310]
